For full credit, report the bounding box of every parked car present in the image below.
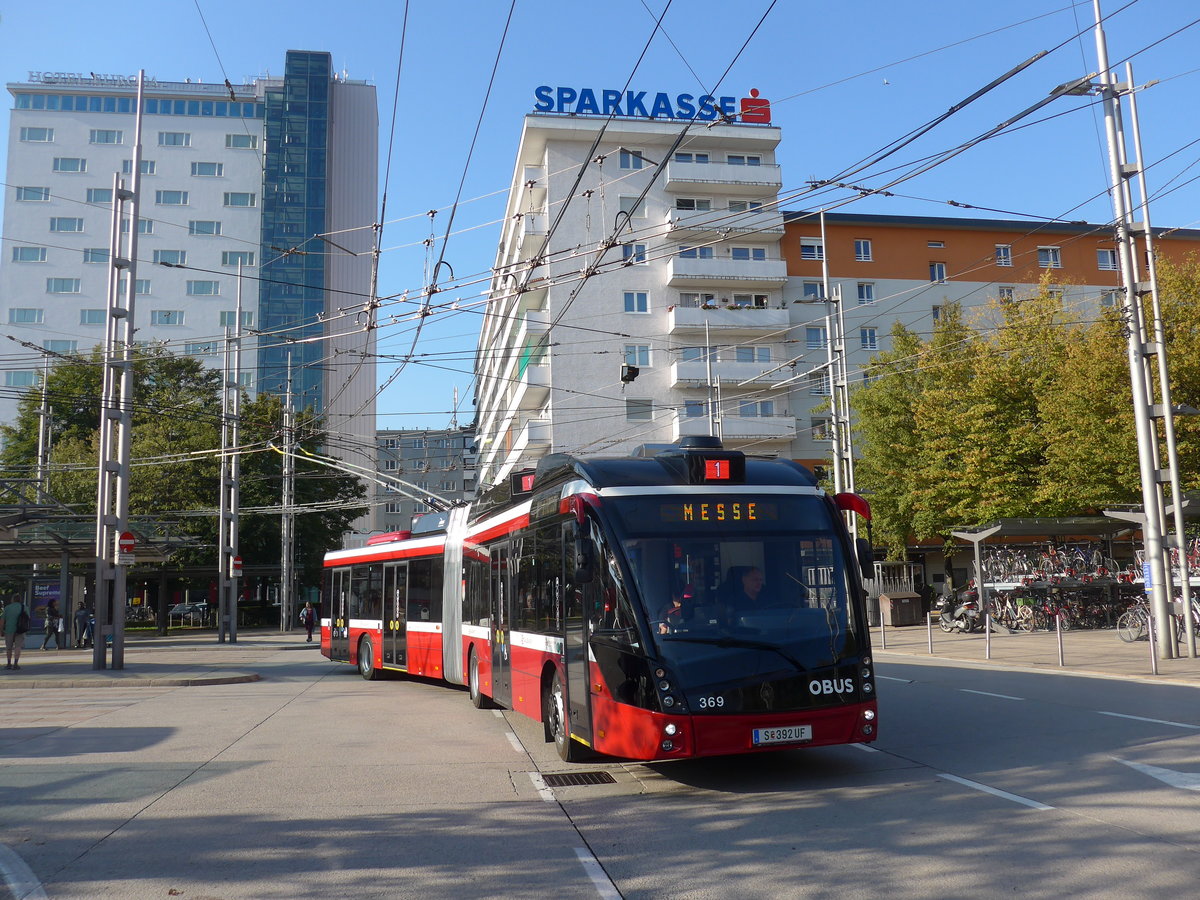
[169,602,209,620]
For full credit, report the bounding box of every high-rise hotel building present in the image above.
[475,92,790,487]
[1,51,378,466]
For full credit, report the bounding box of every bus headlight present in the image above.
[664,723,678,736]
[863,682,873,693]
[659,680,671,692]
[863,708,876,721]
[663,696,675,708]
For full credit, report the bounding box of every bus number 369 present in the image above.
[698,696,725,709]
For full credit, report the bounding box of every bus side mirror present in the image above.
[855,537,874,583]
[571,519,595,584]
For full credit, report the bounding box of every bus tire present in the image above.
[358,636,378,681]
[545,670,582,762]
[468,647,492,709]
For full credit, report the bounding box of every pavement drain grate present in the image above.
[541,771,617,787]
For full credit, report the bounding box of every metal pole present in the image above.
[926,613,934,655]
[1056,610,1065,667]
[1147,610,1159,676]
[281,352,296,632]
[879,607,886,650]
[985,612,992,660]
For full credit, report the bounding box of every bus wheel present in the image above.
[468,647,492,709]
[358,637,378,681]
[545,671,581,762]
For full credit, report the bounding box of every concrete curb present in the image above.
[0,671,262,689]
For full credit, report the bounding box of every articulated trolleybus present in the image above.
[322,437,878,762]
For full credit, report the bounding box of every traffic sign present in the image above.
[231,555,243,577]
[116,531,136,565]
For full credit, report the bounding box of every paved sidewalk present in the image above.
[873,620,1200,686]
[0,630,315,688]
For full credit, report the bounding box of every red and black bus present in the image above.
[323,436,878,761]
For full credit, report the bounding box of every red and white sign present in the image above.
[115,531,136,565]
[230,555,243,577]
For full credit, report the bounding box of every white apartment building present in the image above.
[475,105,791,487]
[373,426,477,535]
[1,52,378,476]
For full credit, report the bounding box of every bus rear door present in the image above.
[563,525,593,748]
[491,543,513,707]
[329,567,350,662]
[383,563,407,668]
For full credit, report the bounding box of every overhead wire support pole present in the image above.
[93,71,144,671]
[1091,3,1173,659]
[281,351,296,633]
[218,264,244,643]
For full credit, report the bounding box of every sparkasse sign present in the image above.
[534,86,771,124]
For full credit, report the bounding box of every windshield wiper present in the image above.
[661,635,808,673]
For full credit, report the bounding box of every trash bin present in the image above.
[879,592,922,627]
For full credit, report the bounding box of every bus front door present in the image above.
[383,563,407,668]
[329,568,349,662]
[491,543,512,707]
[563,526,592,748]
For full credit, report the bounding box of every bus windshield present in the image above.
[606,493,862,674]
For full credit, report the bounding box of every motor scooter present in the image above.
[935,592,981,633]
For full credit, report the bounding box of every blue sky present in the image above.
[3,1,1198,428]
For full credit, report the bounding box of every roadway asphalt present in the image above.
[3,621,1200,689]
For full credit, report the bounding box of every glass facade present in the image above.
[258,50,330,411]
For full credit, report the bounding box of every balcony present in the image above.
[514,212,548,262]
[514,417,551,455]
[668,255,788,289]
[668,305,789,335]
[522,165,547,210]
[670,360,792,388]
[511,362,549,412]
[673,412,796,443]
[665,160,782,195]
[665,207,785,237]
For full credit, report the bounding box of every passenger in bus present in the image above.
[722,566,767,609]
[658,584,695,634]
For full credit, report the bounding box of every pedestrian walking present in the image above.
[74,602,92,648]
[300,601,317,642]
[42,597,63,650]
[3,594,29,670]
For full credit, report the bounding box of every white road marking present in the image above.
[491,709,505,718]
[574,846,621,899]
[938,773,1054,810]
[876,675,912,683]
[960,689,1024,701]
[1113,757,1200,791]
[852,742,881,753]
[0,843,49,900]
[528,771,556,803]
[1098,711,1200,730]
[505,732,524,754]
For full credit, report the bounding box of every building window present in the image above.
[151,310,184,326]
[802,282,823,300]
[809,373,831,396]
[684,400,706,418]
[799,238,824,261]
[738,400,774,417]
[857,282,875,304]
[998,286,1014,301]
[731,246,767,261]
[19,127,53,142]
[223,192,256,207]
[732,293,768,308]
[927,240,945,248]
[186,280,220,296]
[12,246,47,262]
[89,129,123,144]
[678,292,715,307]
[117,279,151,295]
[806,326,827,350]
[734,346,771,362]
[1048,288,1064,300]
[674,152,709,163]
[932,305,943,321]
[5,372,39,388]
[191,162,224,177]
[1101,290,1119,308]
[42,340,77,355]
[121,218,154,234]
[153,250,186,265]
[155,190,189,205]
[726,154,761,166]
[46,278,81,294]
[624,291,649,313]
[675,198,712,211]
[189,220,222,236]
[624,345,651,367]
[619,196,647,218]
[16,186,50,202]
[680,347,718,363]
[995,244,1012,267]
[619,149,644,170]
[1097,248,1119,271]
[854,239,873,261]
[625,399,654,421]
[1037,246,1062,268]
[158,132,192,147]
[47,218,82,235]
[86,188,113,204]
[82,248,109,264]
[860,327,878,350]
[728,199,763,212]
[678,245,713,259]
[222,251,255,267]
[219,310,254,327]
[226,133,258,149]
[123,159,156,175]
[621,243,647,264]
[811,417,832,441]
[52,157,86,173]
[80,309,105,325]
[8,308,44,324]
[185,342,218,357]
[929,262,947,283]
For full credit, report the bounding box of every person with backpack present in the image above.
[3,594,29,671]
[299,602,317,642]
